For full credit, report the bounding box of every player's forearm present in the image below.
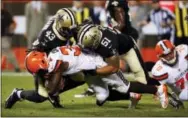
[96,65,118,76]
[46,64,65,95]
[95,55,120,76]
[47,72,62,95]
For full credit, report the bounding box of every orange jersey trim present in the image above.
[153,73,168,81]
[53,60,62,72]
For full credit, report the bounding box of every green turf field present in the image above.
[1,74,188,117]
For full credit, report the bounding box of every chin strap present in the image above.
[162,51,178,66]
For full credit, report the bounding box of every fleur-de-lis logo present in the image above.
[112,1,119,6]
[58,14,65,22]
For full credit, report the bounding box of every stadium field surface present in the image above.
[1,73,188,117]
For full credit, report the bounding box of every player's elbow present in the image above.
[112,67,119,73]
[110,65,119,73]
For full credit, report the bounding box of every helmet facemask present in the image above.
[55,8,77,39]
[55,18,76,39]
[155,40,178,66]
[78,25,102,50]
[160,48,178,66]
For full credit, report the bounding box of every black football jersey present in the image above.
[95,27,134,58]
[32,17,69,54]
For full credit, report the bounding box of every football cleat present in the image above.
[129,92,142,109]
[48,95,64,108]
[156,85,169,109]
[74,88,95,98]
[5,88,22,109]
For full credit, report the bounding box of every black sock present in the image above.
[59,77,85,93]
[20,90,47,103]
[128,82,157,94]
[147,78,160,86]
[107,87,130,101]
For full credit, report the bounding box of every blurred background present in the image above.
[1,0,188,72]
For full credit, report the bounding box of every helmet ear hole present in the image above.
[42,60,45,64]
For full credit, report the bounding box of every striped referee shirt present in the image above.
[147,8,175,36]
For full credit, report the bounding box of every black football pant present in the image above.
[129,38,160,86]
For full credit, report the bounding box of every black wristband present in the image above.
[83,69,97,76]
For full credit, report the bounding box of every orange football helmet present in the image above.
[25,51,48,74]
[155,40,177,65]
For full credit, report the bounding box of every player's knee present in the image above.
[35,94,48,103]
[96,92,109,106]
[116,84,130,94]
[179,91,188,101]
[134,70,147,85]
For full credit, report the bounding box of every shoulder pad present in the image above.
[151,61,168,81]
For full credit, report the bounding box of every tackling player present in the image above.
[152,40,188,101]
[31,8,77,53]
[5,45,168,109]
[77,24,171,108]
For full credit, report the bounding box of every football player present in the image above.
[152,40,188,101]
[77,24,171,108]
[78,24,150,84]
[5,45,168,109]
[31,8,77,54]
[4,46,135,108]
[6,8,79,108]
[105,0,138,40]
[105,0,161,86]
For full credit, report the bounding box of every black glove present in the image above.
[48,95,64,108]
[168,93,184,109]
[82,69,97,76]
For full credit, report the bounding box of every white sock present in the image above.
[16,90,22,99]
[129,92,134,97]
